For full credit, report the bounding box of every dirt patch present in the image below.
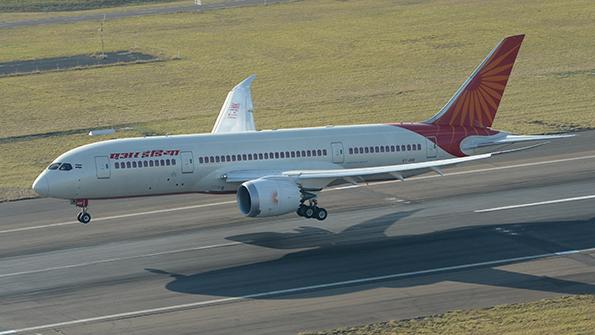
[0,50,161,77]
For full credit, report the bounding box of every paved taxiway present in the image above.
[1,130,595,334]
[0,0,293,30]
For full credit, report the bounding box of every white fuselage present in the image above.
[33,124,450,200]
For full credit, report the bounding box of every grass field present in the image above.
[0,0,594,200]
[302,295,595,335]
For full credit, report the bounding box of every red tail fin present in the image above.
[426,35,524,128]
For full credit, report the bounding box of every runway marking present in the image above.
[0,201,236,234]
[475,194,595,213]
[2,154,594,236]
[1,245,594,335]
[0,242,241,279]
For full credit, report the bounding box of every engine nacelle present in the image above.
[237,177,301,217]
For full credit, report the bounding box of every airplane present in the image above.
[32,34,572,224]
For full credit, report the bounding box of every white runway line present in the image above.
[475,194,595,213]
[2,154,595,235]
[0,201,236,234]
[1,246,594,335]
[0,242,241,279]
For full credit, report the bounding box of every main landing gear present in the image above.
[72,199,92,224]
[297,199,328,221]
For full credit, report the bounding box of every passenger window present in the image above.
[380,146,385,153]
[216,156,220,163]
[401,145,406,151]
[226,155,231,162]
[407,144,411,151]
[115,162,120,169]
[385,145,390,152]
[390,145,395,152]
[365,147,369,153]
[291,151,295,158]
[155,160,160,166]
[418,144,422,150]
[323,149,327,156]
[241,154,246,160]
[132,161,137,168]
[149,160,153,167]
[312,150,317,157]
[248,154,253,160]
[275,152,280,159]
[138,160,142,167]
[125,162,130,168]
[166,159,171,166]
[317,149,322,156]
[301,150,306,157]
[199,157,204,164]
[172,159,176,165]
[48,163,61,170]
[307,150,311,157]
[280,152,284,158]
[296,151,301,158]
[349,148,353,154]
[259,153,264,160]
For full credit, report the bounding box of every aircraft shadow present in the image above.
[147,211,595,299]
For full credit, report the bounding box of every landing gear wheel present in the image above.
[315,207,328,221]
[304,206,316,219]
[78,212,91,224]
[297,205,307,217]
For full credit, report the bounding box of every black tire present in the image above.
[296,205,307,217]
[304,206,315,219]
[315,207,328,221]
[77,212,83,222]
[79,212,91,224]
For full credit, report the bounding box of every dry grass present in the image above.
[0,0,594,200]
[302,295,595,335]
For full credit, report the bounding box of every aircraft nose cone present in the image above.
[32,174,49,196]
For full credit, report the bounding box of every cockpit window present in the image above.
[48,163,61,170]
[59,163,73,171]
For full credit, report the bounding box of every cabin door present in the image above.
[95,156,111,179]
[426,137,438,158]
[181,151,194,174]
[331,142,345,164]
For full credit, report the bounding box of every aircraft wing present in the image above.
[223,154,491,186]
[211,75,257,134]
[281,154,490,181]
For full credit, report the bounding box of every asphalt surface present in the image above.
[1,130,594,334]
[0,51,158,77]
[0,0,293,30]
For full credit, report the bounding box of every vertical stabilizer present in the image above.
[212,74,257,133]
[425,35,524,128]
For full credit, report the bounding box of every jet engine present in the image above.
[237,177,301,217]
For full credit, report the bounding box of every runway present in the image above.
[1,130,594,334]
[0,0,293,30]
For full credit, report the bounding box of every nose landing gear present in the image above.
[73,199,92,224]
